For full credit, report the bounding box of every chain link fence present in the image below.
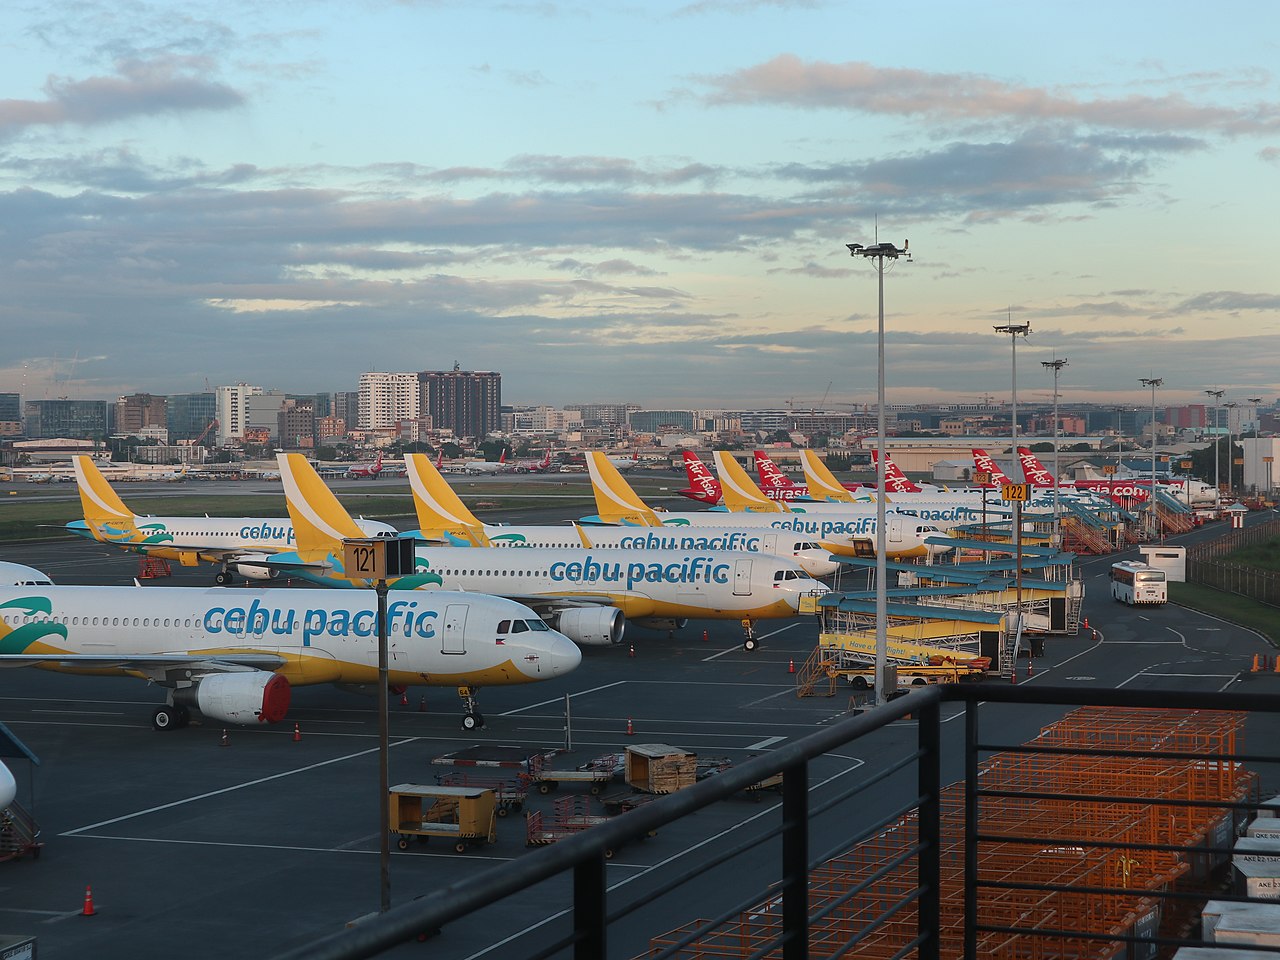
[1186,517,1280,607]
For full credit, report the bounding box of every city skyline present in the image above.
[1,2,1278,407]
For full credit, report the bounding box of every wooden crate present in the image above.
[625,743,697,794]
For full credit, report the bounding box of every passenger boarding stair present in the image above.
[1154,489,1194,535]
[0,802,41,861]
[795,646,839,699]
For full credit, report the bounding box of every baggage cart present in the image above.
[625,743,697,794]
[435,769,530,815]
[528,751,623,795]
[388,783,498,853]
[525,795,654,858]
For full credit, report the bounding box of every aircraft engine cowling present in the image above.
[230,554,279,581]
[174,672,291,725]
[553,607,625,646]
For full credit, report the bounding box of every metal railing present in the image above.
[272,685,1280,960]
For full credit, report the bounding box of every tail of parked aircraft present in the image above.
[971,449,1013,486]
[753,451,796,489]
[712,452,789,513]
[404,453,489,545]
[1016,448,1056,487]
[799,450,858,503]
[680,451,722,504]
[71,456,147,544]
[278,453,368,564]
[871,450,923,493]
[586,452,663,525]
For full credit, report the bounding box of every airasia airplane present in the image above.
[676,451,811,504]
[512,450,553,473]
[346,452,384,479]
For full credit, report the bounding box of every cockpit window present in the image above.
[511,620,529,633]
[525,619,550,631]
[496,620,510,633]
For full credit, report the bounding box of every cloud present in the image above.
[0,56,243,138]
[695,56,1280,136]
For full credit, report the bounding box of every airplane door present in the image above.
[442,603,468,655]
[733,559,753,596]
[889,518,902,543]
[762,534,778,553]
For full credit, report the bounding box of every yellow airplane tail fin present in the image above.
[404,453,489,545]
[72,456,139,540]
[277,453,366,559]
[586,452,662,525]
[799,450,857,502]
[713,452,789,513]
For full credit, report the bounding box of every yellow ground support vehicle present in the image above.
[388,783,498,853]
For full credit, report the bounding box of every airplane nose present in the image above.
[550,634,582,676]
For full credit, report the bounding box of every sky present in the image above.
[1,0,1278,412]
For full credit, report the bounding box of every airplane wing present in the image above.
[503,595,617,614]
[0,653,287,681]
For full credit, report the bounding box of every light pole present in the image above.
[1205,389,1224,496]
[994,318,1030,674]
[1140,377,1163,539]
[1225,401,1239,494]
[1041,357,1068,544]
[847,237,910,705]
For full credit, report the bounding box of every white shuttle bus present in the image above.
[1110,560,1168,605]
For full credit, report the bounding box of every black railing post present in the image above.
[964,700,979,960]
[573,855,607,959]
[918,698,941,960]
[781,760,809,960]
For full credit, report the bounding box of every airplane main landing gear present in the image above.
[214,569,233,586]
[457,685,484,730]
[152,704,191,731]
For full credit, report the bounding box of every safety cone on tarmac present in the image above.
[1083,617,1089,630]
[293,723,301,742]
[400,691,408,707]
[82,885,96,917]
[702,629,708,642]
[220,729,229,747]
[626,717,634,736]
[1253,654,1261,673]
[1274,656,1280,674]
[418,696,427,712]
[788,659,795,674]
[629,643,635,658]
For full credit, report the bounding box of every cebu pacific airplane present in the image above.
[0,561,578,732]
[272,454,830,648]
[585,453,949,560]
[400,453,838,576]
[65,455,397,585]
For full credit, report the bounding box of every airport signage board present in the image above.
[974,471,991,485]
[343,537,416,580]
[1001,483,1030,502]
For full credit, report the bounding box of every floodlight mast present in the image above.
[1224,401,1239,493]
[846,238,910,706]
[1205,389,1224,496]
[993,319,1030,670]
[1041,358,1068,543]
[1140,377,1163,539]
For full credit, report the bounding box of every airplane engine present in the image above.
[231,555,279,581]
[631,617,689,632]
[174,672,291,725]
[553,607,625,646]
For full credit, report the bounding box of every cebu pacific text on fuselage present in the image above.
[237,523,295,543]
[617,532,761,551]
[202,598,438,645]
[549,555,731,591]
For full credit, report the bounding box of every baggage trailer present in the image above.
[525,795,654,858]
[435,769,530,816]
[431,744,556,771]
[388,783,498,853]
[528,751,623,795]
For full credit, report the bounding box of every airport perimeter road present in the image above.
[0,526,1276,958]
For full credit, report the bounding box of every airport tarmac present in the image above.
[0,518,1277,959]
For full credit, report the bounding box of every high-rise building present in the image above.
[278,400,316,449]
[419,366,500,439]
[0,393,20,437]
[244,391,288,443]
[333,392,359,430]
[167,393,217,444]
[358,373,420,430]
[115,393,167,437]
[216,383,263,443]
[24,399,109,440]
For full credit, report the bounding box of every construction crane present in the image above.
[192,418,218,447]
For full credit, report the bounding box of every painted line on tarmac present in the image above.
[702,622,802,662]
[746,735,785,749]
[62,738,423,836]
[500,680,626,716]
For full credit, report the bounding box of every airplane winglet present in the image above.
[713,452,789,513]
[572,523,595,548]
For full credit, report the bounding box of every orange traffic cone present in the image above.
[1082,617,1089,630]
[629,643,635,658]
[293,723,301,742]
[82,885,96,916]
[1273,656,1280,674]
[788,659,795,674]
[1253,654,1261,673]
[702,629,708,642]
[400,691,408,706]
[626,717,634,736]
[418,696,427,712]
[220,729,229,747]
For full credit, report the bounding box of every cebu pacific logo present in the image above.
[0,597,68,654]
[95,521,174,546]
[489,533,528,546]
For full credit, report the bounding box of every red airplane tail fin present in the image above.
[1016,447,1055,487]
[871,450,922,492]
[971,449,1011,486]
[681,451,722,503]
[753,450,794,488]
